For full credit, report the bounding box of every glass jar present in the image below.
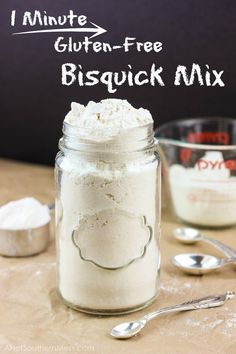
[55,122,161,315]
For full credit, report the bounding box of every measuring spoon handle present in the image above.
[203,237,236,258]
[141,291,235,323]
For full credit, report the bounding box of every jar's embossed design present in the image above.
[71,209,153,270]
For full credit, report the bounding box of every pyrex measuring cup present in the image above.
[156,117,236,227]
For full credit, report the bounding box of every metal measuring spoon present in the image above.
[172,253,236,275]
[110,291,235,339]
[173,227,236,258]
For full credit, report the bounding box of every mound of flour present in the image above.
[0,198,50,230]
[64,99,153,141]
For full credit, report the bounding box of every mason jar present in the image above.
[55,121,161,315]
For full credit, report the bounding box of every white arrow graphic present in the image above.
[12,22,107,39]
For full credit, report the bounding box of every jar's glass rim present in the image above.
[61,121,155,153]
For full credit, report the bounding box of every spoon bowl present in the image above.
[110,321,144,339]
[172,253,235,275]
[172,227,236,259]
[173,228,202,244]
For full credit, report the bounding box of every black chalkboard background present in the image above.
[0,0,235,165]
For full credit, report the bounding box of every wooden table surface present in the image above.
[0,159,235,354]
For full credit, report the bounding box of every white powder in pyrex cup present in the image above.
[169,151,236,226]
[157,118,236,227]
[55,99,161,314]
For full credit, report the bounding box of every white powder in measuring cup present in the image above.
[0,198,50,230]
[57,99,161,312]
[169,151,236,227]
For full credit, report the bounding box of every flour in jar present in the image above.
[56,99,161,313]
